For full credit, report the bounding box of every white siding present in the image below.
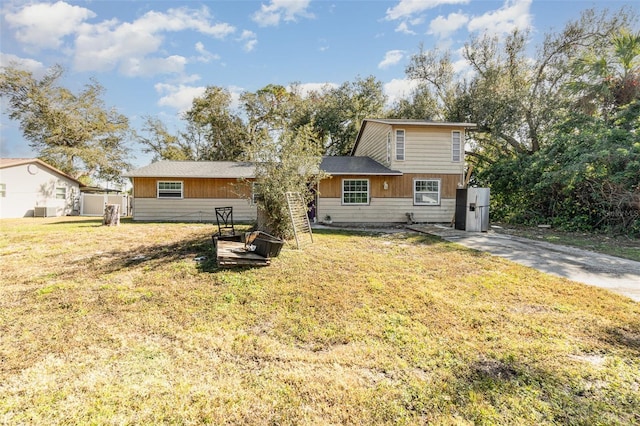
[353,121,390,166]
[132,198,257,222]
[318,197,455,223]
[390,127,464,174]
[0,163,79,218]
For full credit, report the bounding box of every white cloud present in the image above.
[252,0,314,27]
[155,83,207,112]
[428,12,469,38]
[194,42,220,63]
[291,82,339,97]
[238,30,258,52]
[467,0,532,35]
[385,0,469,21]
[0,53,46,76]
[395,22,416,35]
[378,50,405,69]
[121,55,187,77]
[4,1,95,50]
[383,78,421,106]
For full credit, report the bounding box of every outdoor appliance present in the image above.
[455,187,490,232]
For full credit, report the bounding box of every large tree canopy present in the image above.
[405,8,639,234]
[0,64,132,183]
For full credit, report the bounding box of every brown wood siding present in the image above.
[318,173,461,199]
[132,177,253,199]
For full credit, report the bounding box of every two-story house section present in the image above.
[315,119,476,224]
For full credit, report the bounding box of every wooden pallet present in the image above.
[215,239,270,267]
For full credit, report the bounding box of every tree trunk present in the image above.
[103,204,120,226]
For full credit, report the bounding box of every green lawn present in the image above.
[1,217,639,425]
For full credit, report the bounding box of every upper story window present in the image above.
[157,181,183,198]
[414,179,441,205]
[395,129,405,161]
[342,179,369,205]
[55,187,66,199]
[0,183,5,197]
[386,132,391,164]
[452,131,462,162]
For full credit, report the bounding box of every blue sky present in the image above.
[1,0,637,170]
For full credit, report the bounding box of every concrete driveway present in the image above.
[410,225,640,302]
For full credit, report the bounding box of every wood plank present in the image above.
[216,240,270,267]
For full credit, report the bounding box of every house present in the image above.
[124,161,257,222]
[0,158,83,219]
[315,119,476,223]
[124,119,475,224]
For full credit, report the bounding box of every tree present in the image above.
[0,64,132,183]
[387,83,440,120]
[568,28,640,119]
[182,86,249,160]
[246,124,326,239]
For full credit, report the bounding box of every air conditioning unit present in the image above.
[34,206,58,217]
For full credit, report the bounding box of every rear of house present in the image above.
[315,119,475,224]
[125,119,475,225]
[0,158,81,219]
[124,161,257,222]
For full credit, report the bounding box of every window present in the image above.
[157,181,183,198]
[251,182,262,204]
[414,179,441,205]
[386,132,391,164]
[342,179,369,205]
[0,183,5,197]
[55,187,66,199]
[452,131,462,162]
[395,129,405,161]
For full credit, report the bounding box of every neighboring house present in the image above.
[124,161,257,222]
[124,119,475,224]
[0,158,82,219]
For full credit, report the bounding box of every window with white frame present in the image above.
[342,179,369,205]
[157,181,183,198]
[55,187,66,199]
[452,131,462,162]
[414,179,441,205]
[395,129,405,161]
[251,182,262,204]
[386,131,391,164]
[0,183,5,197]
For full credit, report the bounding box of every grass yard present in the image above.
[1,217,639,425]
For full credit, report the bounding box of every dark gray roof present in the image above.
[124,161,255,178]
[319,156,402,175]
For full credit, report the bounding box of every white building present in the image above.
[0,158,82,219]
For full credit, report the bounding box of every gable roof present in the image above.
[0,158,83,186]
[124,161,256,179]
[351,118,477,155]
[320,156,402,176]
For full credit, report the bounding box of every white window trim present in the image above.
[452,130,462,162]
[395,129,405,161]
[413,178,441,206]
[157,181,184,199]
[342,178,370,205]
[251,182,261,205]
[55,186,67,200]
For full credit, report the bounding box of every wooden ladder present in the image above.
[285,191,313,249]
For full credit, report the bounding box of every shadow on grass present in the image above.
[62,231,271,275]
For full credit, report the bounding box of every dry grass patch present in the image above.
[1,217,639,425]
